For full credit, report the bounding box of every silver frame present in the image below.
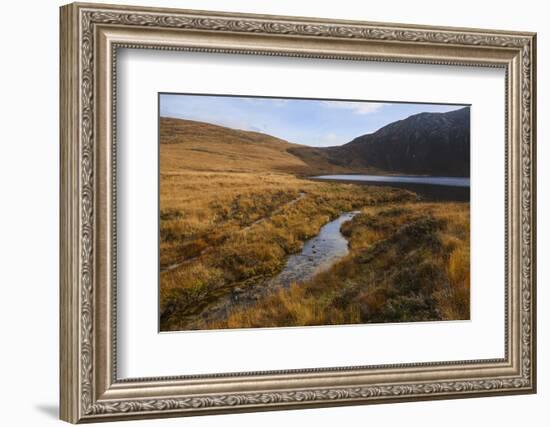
[60,2,536,423]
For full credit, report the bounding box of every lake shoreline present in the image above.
[309,175,470,202]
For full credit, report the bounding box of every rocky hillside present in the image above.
[342,107,470,176]
[290,107,470,177]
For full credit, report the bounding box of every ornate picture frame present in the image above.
[60,2,536,423]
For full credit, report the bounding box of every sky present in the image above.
[160,93,466,147]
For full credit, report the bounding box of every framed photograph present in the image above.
[60,2,537,423]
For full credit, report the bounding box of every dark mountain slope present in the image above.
[290,107,470,177]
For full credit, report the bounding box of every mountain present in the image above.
[290,107,470,177]
[341,106,470,176]
[160,107,470,177]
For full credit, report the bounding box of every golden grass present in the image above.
[160,171,307,267]
[160,117,375,175]
[208,202,470,329]
[159,169,417,330]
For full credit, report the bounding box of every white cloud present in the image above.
[322,101,384,115]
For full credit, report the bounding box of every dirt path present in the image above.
[161,192,307,273]
[241,192,305,232]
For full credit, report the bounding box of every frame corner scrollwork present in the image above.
[60,2,536,423]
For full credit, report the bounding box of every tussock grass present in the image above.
[159,170,416,330]
[208,202,470,329]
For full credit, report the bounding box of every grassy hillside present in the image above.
[160,117,369,175]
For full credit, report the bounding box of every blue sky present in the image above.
[160,93,466,147]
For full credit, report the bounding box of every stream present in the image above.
[189,211,359,327]
[268,211,360,289]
